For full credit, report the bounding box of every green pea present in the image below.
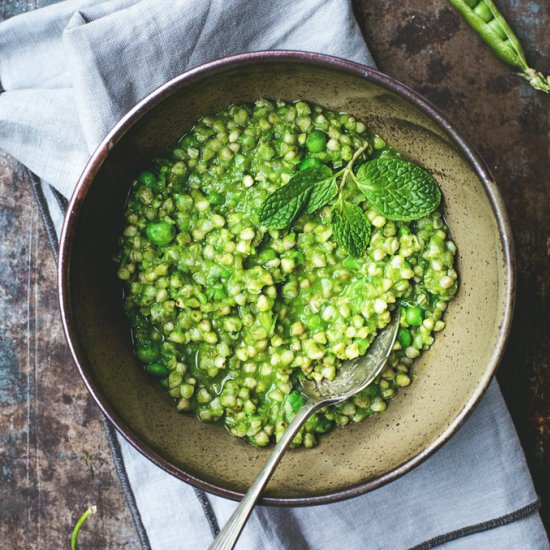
[179,134,197,148]
[305,414,319,432]
[207,192,225,206]
[405,306,424,327]
[306,130,327,153]
[131,200,143,213]
[373,135,386,150]
[289,250,305,264]
[287,390,306,413]
[315,415,333,434]
[218,266,233,279]
[171,161,187,176]
[135,341,160,363]
[146,221,175,246]
[299,157,323,170]
[358,338,370,355]
[146,362,170,378]
[207,287,227,301]
[138,171,157,188]
[259,249,277,263]
[398,225,411,237]
[240,134,256,149]
[257,143,275,160]
[473,1,493,23]
[173,148,186,160]
[397,328,412,347]
[306,314,323,331]
[488,17,507,40]
[343,257,360,270]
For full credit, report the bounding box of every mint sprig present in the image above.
[306,177,338,214]
[258,165,333,228]
[258,137,443,257]
[331,199,371,257]
[356,158,441,221]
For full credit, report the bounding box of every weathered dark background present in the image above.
[0,0,548,547]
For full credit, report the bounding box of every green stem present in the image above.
[338,141,371,193]
[520,68,550,94]
[349,170,362,187]
[71,506,97,550]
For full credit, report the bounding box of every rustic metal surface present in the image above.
[354,0,550,529]
[0,155,140,547]
[0,0,548,547]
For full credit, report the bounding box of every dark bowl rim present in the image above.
[58,50,516,506]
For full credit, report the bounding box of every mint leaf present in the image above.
[259,165,333,229]
[306,178,337,214]
[259,178,312,229]
[356,158,441,221]
[330,200,371,257]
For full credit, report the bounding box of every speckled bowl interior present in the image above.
[59,52,513,504]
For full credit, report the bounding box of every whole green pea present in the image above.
[240,134,256,149]
[306,314,323,331]
[397,328,412,347]
[259,249,277,263]
[306,130,327,153]
[179,134,197,148]
[358,338,370,355]
[315,415,333,434]
[343,257,360,270]
[287,390,306,413]
[473,1,492,22]
[405,306,424,327]
[398,225,411,237]
[299,157,323,170]
[146,221,175,246]
[135,341,160,363]
[208,287,227,301]
[146,362,170,378]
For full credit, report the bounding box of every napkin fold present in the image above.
[1,1,548,548]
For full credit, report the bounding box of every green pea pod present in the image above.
[450,0,550,94]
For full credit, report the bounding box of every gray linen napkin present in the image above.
[1,1,548,548]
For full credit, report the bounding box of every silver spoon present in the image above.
[210,312,400,550]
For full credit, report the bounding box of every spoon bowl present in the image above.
[301,312,401,404]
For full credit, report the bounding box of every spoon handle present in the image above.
[209,399,323,550]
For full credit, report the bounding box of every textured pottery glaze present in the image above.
[58,52,514,505]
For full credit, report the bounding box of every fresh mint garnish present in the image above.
[258,165,333,228]
[356,158,441,221]
[258,138,443,257]
[306,177,338,214]
[330,199,371,257]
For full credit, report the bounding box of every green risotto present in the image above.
[117,99,458,448]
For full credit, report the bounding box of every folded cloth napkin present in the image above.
[1,1,548,548]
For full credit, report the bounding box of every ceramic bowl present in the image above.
[58,51,514,505]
